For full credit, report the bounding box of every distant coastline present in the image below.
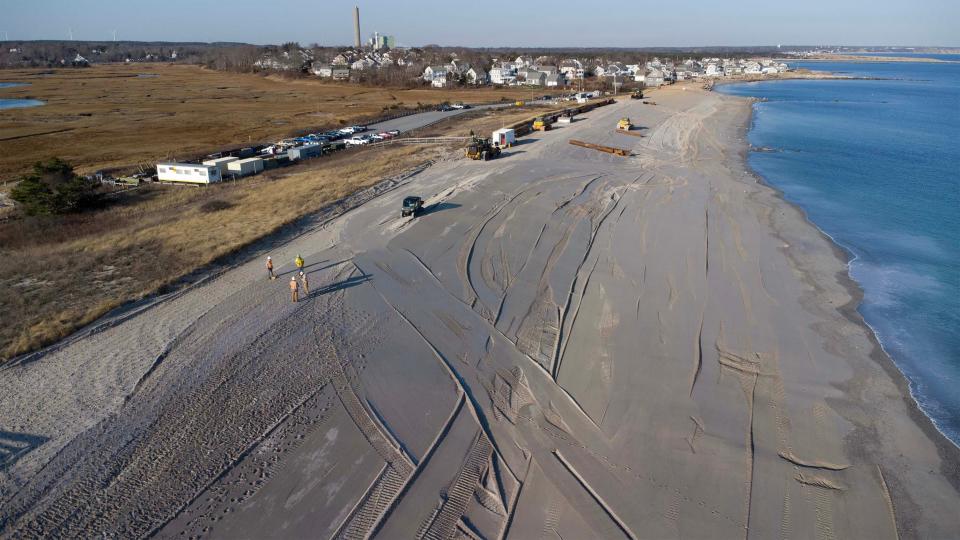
[793,53,957,63]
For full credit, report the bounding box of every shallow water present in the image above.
[718,58,960,445]
[0,82,44,109]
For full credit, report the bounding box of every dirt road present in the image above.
[1,86,958,539]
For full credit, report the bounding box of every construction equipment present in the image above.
[569,139,630,157]
[532,116,552,131]
[630,90,644,99]
[557,113,574,124]
[515,100,525,107]
[465,136,502,161]
[401,196,424,217]
[617,117,633,131]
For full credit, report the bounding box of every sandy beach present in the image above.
[1,85,957,539]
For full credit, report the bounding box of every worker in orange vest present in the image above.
[289,276,299,303]
[266,256,275,280]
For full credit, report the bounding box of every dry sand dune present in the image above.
[1,86,958,539]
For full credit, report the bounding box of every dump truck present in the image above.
[401,196,424,217]
[465,136,502,161]
[617,117,633,131]
[532,116,552,131]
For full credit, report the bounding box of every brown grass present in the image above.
[0,63,554,181]
[0,143,441,360]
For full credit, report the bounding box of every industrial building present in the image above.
[156,162,222,184]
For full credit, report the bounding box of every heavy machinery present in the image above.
[465,136,502,161]
[532,116,552,131]
[401,196,424,217]
[630,89,644,99]
[617,117,633,131]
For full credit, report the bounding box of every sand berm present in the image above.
[1,84,958,539]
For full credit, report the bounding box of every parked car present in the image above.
[387,129,400,136]
[339,127,356,135]
[437,104,453,112]
[378,132,394,139]
[401,196,424,217]
[451,103,470,110]
[368,134,384,142]
[346,136,367,145]
[350,125,367,133]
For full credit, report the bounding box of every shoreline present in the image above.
[728,80,960,449]
[726,88,960,528]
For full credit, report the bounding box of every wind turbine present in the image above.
[113,29,117,42]
[68,27,73,40]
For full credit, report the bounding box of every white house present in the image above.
[705,63,722,77]
[422,65,448,82]
[489,65,517,85]
[331,67,351,80]
[465,67,488,85]
[559,59,584,79]
[312,63,333,77]
[431,73,453,88]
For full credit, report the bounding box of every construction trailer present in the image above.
[227,157,264,177]
[156,162,222,184]
[287,143,322,161]
[492,128,516,148]
[202,156,239,176]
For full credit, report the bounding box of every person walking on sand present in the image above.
[289,276,299,303]
[295,254,305,274]
[299,271,310,296]
[266,256,275,280]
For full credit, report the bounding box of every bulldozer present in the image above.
[465,136,502,161]
[532,116,552,131]
[617,117,633,131]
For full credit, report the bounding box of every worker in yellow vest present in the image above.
[295,254,305,274]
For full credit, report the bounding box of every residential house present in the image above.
[331,67,351,80]
[312,63,333,77]
[538,65,558,75]
[525,70,547,86]
[489,65,517,85]
[431,72,453,88]
[559,59,584,79]
[422,65,448,82]
[645,68,665,87]
[331,53,350,65]
[514,56,533,69]
[465,67,488,85]
[545,73,566,87]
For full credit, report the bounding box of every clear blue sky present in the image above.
[3,0,957,47]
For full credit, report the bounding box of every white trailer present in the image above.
[202,156,238,176]
[492,128,516,148]
[156,162,222,184]
[227,157,264,177]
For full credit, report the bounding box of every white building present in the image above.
[227,158,264,177]
[422,65,448,82]
[157,163,222,184]
[312,63,333,77]
[465,67,488,85]
[202,156,239,176]
[489,65,517,85]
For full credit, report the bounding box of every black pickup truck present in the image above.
[401,196,424,217]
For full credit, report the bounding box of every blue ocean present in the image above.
[718,58,960,445]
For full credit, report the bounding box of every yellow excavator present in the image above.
[617,117,633,131]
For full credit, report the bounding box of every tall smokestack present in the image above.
[353,6,361,48]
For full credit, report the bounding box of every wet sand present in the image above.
[1,86,958,539]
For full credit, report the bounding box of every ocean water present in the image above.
[717,59,960,445]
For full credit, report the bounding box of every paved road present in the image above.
[367,99,554,135]
[2,88,956,539]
